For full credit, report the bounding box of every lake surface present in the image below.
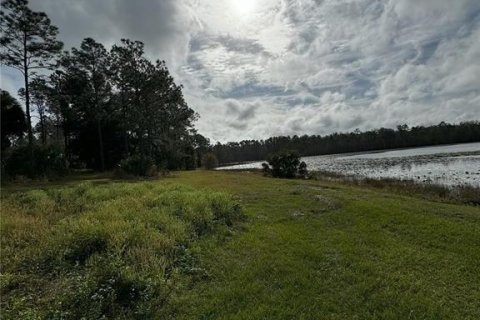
[218,142,480,187]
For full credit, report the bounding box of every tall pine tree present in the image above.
[0,0,63,147]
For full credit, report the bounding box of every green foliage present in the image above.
[262,159,308,179]
[1,90,27,151]
[264,150,305,178]
[1,181,243,319]
[202,152,218,170]
[106,39,197,171]
[298,161,308,177]
[3,144,68,179]
[46,37,198,171]
[116,155,157,177]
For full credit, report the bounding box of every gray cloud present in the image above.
[2,0,480,143]
[225,99,257,121]
[29,0,192,70]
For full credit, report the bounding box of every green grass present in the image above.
[1,180,243,319]
[2,171,480,319]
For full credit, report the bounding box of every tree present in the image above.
[193,133,210,167]
[264,150,302,178]
[0,0,63,147]
[211,122,480,165]
[142,60,197,166]
[1,89,26,151]
[110,42,197,169]
[202,152,218,170]
[18,78,50,144]
[110,39,146,156]
[66,38,112,171]
[47,62,90,162]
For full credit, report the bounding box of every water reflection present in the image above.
[218,143,480,187]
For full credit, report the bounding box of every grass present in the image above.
[310,170,480,205]
[2,170,480,319]
[1,180,243,319]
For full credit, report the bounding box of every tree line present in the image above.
[212,122,480,165]
[1,0,211,177]
[2,0,479,176]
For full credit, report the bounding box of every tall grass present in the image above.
[1,182,243,319]
[310,171,480,205]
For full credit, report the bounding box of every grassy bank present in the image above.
[2,171,480,319]
[310,170,480,205]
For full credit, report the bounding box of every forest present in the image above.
[212,121,480,165]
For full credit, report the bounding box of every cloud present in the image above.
[0,69,24,107]
[2,0,479,143]
[29,0,193,70]
[225,99,256,121]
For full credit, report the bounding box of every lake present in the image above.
[218,142,480,187]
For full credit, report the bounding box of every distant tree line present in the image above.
[1,0,211,177]
[212,122,480,165]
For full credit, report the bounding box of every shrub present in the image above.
[264,150,306,178]
[261,162,271,176]
[202,152,218,170]
[3,144,68,179]
[117,155,157,177]
[298,161,308,178]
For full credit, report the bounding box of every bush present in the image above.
[298,161,308,178]
[116,155,157,177]
[202,152,218,170]
[263,150,307,178]
[3,144,68,179]
[261,162,271,176]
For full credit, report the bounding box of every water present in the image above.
[218,142,480,187]
[338,143,480,159]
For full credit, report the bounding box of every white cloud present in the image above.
[2,0,479,143]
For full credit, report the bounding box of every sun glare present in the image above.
[231,0,256,17]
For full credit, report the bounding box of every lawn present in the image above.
[1,171,480,319]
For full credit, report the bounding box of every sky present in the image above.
[1,0,480,143]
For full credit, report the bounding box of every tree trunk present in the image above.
[124,127,129,156]
[122,94,129,156]
[63,120,69,161]
[23,33,35,177]
[40,113,46,145]
[23,34,33,147]
[96,118,105,171]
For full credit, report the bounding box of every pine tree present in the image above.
[0,0,63,147]
[67,38,111,171]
